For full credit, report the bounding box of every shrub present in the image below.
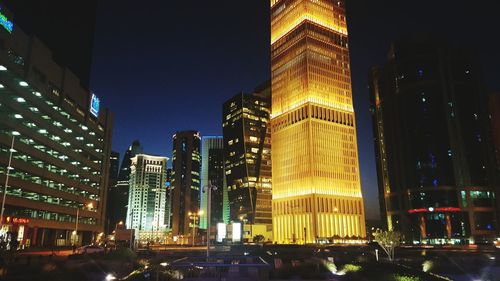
[107,247,137,261]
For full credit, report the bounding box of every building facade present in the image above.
[126,154,168,242]
[105,151,119,233]
[489,94,500,171]
[270,0,366,243]
[171,131,201,235]
[1,0,98,88]
[200,136,228,230]
[223,90,272,239]
[0,12,112,247]
[165,168,172,230]
[370,37,499,244]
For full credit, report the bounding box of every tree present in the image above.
[373,230,402,262]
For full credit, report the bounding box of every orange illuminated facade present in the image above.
[271,0,366,243]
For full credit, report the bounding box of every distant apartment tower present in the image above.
[171,131,201,235]
[0,9,112,247]
[105,151,120,233]
[114,140,143,229]
[370,37,499,244]
[200,136,228,229]
[222,86,272,235]
[126,154,168,241]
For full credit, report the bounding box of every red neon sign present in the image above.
[2,216,30,224]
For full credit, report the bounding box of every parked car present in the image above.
[77,245,104,254]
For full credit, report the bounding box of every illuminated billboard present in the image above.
[217,223,226,243]
[232,222,241,243]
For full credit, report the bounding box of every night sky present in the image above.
[90,0,500,220]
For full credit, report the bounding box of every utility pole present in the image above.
[0,136,15,231]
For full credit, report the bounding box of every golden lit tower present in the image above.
[270,0,366,243]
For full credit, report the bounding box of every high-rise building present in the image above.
[200,136,227,229]
[114,140,143,229]
[171,131,201,235]
[270,0,365,243]
[126,154,168,241]
[109,152,120,182]
[105,151,120,233]
[0,12,112,247]
[165,168,172,230]
[0,0,98,88]
[223,89,272,239]
[370,36,499,244]
[489,94,500,170]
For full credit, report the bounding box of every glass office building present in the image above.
[223,87,272,240]
[171,131,201,235]
[370,36,499,244]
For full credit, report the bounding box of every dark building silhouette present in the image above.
[105,151,120,233]
[112,140,143,231]
[222,84,272,238]
[489,94,500,171]
[165,168,172,230]
[0,0,98,88]
[171,131,201,235]
[370,36,499,244]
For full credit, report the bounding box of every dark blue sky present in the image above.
[90,0,500,220]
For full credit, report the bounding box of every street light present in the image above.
[188,210,203,247]
[203,182,217,260]
[73,202,93,246]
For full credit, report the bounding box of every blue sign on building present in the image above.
[0,11,13,34]
[90,93,100,117]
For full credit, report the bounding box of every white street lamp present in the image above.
[203,181,217,260]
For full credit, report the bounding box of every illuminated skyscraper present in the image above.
[270,0,365,243]
[223,86,272,240]
[126,154,168,241]
[200,136,227,229]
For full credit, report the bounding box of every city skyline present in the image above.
[1,1,500,280]
[91,0,500,220]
